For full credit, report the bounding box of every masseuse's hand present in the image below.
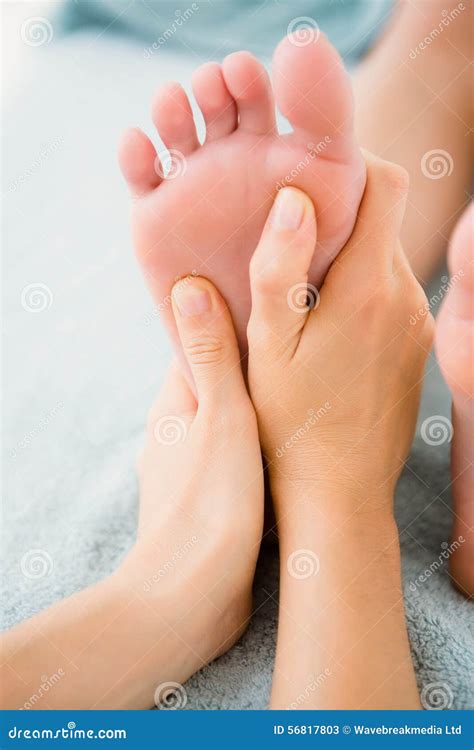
[245,155,433,710]
[2,279,263,710]
[247,154,434,516]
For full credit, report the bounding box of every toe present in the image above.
[118,128,161,197]
[192,62,237,141]
[273,32,354,151]
[222,52,276,135]
[152,83,200,157]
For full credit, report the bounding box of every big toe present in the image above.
[273,30,355,151]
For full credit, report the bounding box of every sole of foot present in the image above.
[435,202,474,598]
[118,31,365,370]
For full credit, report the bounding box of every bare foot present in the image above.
[118,32,365,368]
[435,203,474,597]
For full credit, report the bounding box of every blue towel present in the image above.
[60,0,394,65]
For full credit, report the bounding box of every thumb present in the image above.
[171,275,247,408]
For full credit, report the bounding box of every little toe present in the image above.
[192,62,237,142]
[118,128,161,197]
[222,51,276,135]
[273,32,355,153]
[152,82,200,157]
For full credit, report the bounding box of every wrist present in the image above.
[271,479,396,535]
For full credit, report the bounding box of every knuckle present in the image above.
[250,261,282,295]
[184,335,228,366]
[206,398,257,436]
[385,163,410,193]
[369,157,410,194]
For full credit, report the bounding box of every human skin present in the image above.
[246,155,434,708]
[354,0,473,283]
[0,286,264,709]
[1,158,431,710]
[118,31,366,363]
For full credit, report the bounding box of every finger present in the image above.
[171,275,247,408]
[329,153,409,287]
[247,187,317,359]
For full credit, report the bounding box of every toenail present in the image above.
[271,188,305,231]
[173,280,211,317]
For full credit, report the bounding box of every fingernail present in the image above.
[173,279,211,317]
[271,188,305,231]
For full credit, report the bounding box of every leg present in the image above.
[435,203,474,598]
[354,0,473,283]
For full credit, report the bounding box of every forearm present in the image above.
[0,567,195,710]
[271,488,421,710]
